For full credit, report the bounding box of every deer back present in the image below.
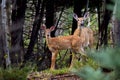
[42,26,74,51]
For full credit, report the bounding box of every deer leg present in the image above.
[69,52,75,69]
[50,51,58,70]
[78,48,88,63]
[89,33,94,49]
[79,47,86,56]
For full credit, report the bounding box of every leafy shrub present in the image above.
[71,47,120,80]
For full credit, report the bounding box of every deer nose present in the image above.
[47,34,49,37]
[80,23,84,26]
[80,21,84,26]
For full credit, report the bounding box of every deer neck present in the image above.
[74,26,82,36]
[78,27,82,36]
[46,36,52,45]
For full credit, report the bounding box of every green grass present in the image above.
[43,67,69,75]
[0,65,33,80]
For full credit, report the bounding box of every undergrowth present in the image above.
[0,65,33,80]
[71,47,120,80]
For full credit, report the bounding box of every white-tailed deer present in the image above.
[73,12,94,49]
[41,25,86,70]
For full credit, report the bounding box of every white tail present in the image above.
[41,25,86,70]
[73,13,94,49]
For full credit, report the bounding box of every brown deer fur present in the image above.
[73,13,94,49]
[41,25,86,70]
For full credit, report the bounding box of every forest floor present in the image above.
[27,71,83,80]
[50,73,82,80]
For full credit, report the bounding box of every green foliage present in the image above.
[59,7,73,35]
[24,39,30,48]
[0,65,33,80]
[56,50,71,68]
[71,56,99,70]
[90,47,120,79]
[71,66,113,80]
[43,68,69,75]
[85,58,99,69]
[71,47,120,80]
[89,48,120,70]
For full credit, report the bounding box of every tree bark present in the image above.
[46,0,55,36]
[10,0,27,64]
[96,0,112,49]
[0,0,11,68]
[112,0,120,46]
[24,0,45,63]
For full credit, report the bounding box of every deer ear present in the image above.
[41,25,46,30]
[73,13,78,21]
[83,12,89,20]
[50,26,55,31]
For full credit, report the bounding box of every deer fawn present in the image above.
[73,12,94,49]
[41,25,86,70]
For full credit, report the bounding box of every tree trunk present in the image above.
[10,0,26,65]
[0,0,11,68]
[113,20,120,46]
[24,0,45,63]
[112,0,120,46]
[96,0,112,48]
[0,0,5,68]
[46,0,55,36]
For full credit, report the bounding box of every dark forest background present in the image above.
[0,0,120,79]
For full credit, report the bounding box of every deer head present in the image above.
[73,12,89,28]
[73,12,94,49]
[41,25,55,38]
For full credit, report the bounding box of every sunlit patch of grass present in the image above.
[27,68,70,80]
[43,67,69,75]
[85,58,99,69]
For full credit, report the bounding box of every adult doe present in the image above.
[73,12,94,49]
